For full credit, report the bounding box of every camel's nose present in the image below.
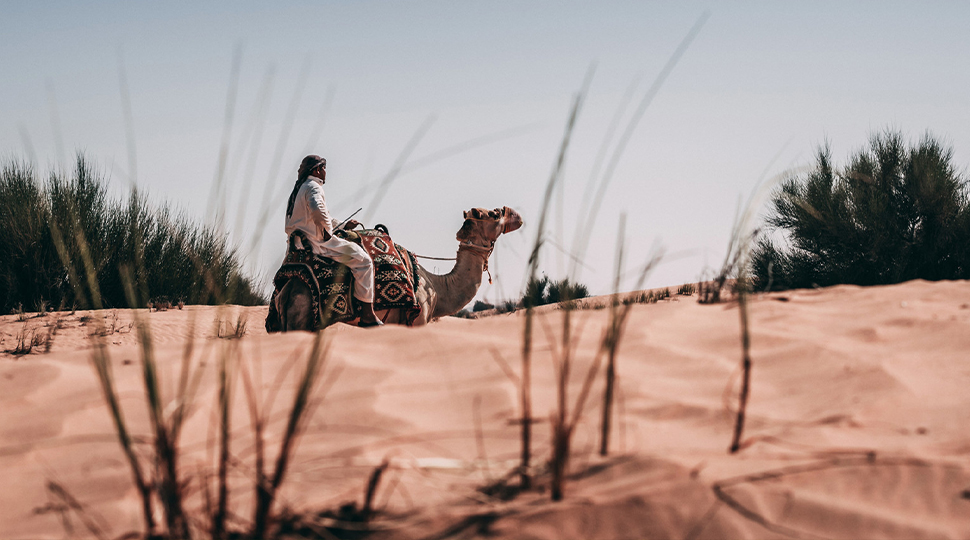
[503,207,523,233]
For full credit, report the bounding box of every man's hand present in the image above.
[343,219,362,230]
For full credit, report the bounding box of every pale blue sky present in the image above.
[3,1,969,302]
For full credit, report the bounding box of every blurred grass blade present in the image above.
[90,340,155,535]
[252,329,332,538]
[523,63,594,492]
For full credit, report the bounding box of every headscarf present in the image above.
[286,155,327,218]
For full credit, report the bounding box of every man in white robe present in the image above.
[285,155,383,327]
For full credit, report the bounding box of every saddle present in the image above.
[265,227,421,331]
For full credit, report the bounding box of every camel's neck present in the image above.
[424,246,488,318]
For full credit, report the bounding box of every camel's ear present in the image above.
[488,208,501,219]
[463,210,469,219]
[456,217,474,241]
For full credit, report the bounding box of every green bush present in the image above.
[0,156,265,313]
[495,299,519,314]
[522,275,550,309]
[522,275,590,308]
[472,300,494,312]
[622,287,670,306]
[752,130,970,291]
[546,278,590,304]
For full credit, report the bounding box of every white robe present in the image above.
[284,176,375,303]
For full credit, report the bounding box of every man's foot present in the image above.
[358,301,383,328]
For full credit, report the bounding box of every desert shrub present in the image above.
[495,299,519,314]
[521,275,590,308]
[752,130,970,291]
[472,300,494,312]
[0,156,265,313]
[522,275,550,308]
[677,283,695,295]
[622,288,669,305]
[546,278,590,304]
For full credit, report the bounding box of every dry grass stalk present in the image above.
[715,168,797,452]
[530,17,705,494]
[123,272,192,539]
[543,16,708,495]
[546,213,660,499]
[213,338,237,539]
[569,11,710,268]
[87,267,207,538]
[598,224,664,459]
[549,271,594,500]
[239,346,305,532]
[520,66,592,490]
[218,316,248,339]
[43,315,61,352]
[42,480,109,540]
[252,329,332,538]
[77,53,313,538]
[8,321,42,355]
[362,459,390,522]
[90,338,155,535]
[90,310,129,337]
[730,277,752,453]
[599,215,626,457]
[473,395,492,483]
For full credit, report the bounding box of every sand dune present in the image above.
[2,279,970,539]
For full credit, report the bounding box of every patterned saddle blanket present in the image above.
[265,228,421,331]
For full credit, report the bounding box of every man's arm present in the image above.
[306,183,334,241]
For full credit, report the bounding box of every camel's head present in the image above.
[456,207,523,246]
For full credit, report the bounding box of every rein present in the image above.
[411,239,496,284]
[412,254,456,261]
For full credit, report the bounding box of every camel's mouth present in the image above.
[502,207,523,233]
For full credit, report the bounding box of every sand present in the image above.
[2,279,970,539]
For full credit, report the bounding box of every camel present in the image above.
[273,206,523,330]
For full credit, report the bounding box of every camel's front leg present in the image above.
[412,266,437,325]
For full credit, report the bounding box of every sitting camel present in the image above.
[273,206,523,330]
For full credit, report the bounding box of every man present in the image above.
[285,154,383,327]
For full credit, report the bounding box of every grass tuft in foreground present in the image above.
[92,309,333,538]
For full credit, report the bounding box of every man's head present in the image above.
[299,155,327,182]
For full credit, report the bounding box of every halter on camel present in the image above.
[456,206,522,284]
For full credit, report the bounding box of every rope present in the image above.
[412,243,494,284]
[412,253,457,261]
